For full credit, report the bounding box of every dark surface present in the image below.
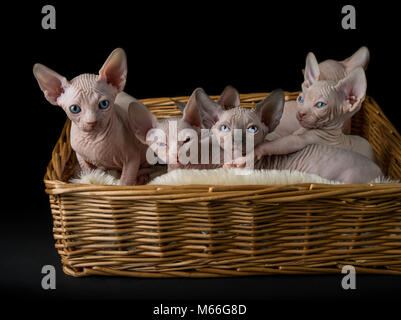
[1,1,401,306]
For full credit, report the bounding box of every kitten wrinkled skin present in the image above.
[245,54,375,162]
[273,46,370,138]
[199,90,382,184]
[33,48,150,185]
[254,144,382,184]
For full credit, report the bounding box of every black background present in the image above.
[1,0,401,310]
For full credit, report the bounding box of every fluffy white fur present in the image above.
[70,167,396,186]
[70,169,121,185]
[148,168,342,185]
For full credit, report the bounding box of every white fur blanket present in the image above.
[70,168,395,186]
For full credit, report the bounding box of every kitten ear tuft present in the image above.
[217,85,241,110]
[254,89,285,132]
[171,99,187,113]
[33,63,70,106]
[194,88,224,128]
[182,91,202,128]
[98,48,127,92]
[342,46,370,73]
[303,52,320,87]
[335,67,367,115]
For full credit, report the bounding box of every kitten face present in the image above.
[212,108,267,156]
[57,74,118,132]
[296,80,343,129]
[299,52,367,130]
[33,48,127,133]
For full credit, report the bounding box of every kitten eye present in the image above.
[298,95,304,103]
[315,102,327,109]
[247,125,258,133]
[99,100,110,110]
[220,125,230,132]
[69,105,81,114]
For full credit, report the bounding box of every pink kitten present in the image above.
[34,48,150,185]
[273,46,370,138]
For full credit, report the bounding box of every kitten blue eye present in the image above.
[247,125,258,133]
[99,100,110,109]
[316,102,327,109]
[69,105,81,114]
[298,95,304,103]
[220,125,230,132]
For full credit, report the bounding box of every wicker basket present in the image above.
[44,92,401,277]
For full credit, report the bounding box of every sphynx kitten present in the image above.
[232,56,375,165]
[273,46,370,138]
[196,89,383,184]
[33,48,150,185]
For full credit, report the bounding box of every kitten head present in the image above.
[297,52,367,129]
[33,48,127,133]
[129,88,203,164]
[302,46,370,82]
[196,89,285,155]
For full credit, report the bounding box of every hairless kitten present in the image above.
[33,48,150,185]
[131,87,244,172]
[196,89,383,184]
[232,55,375,166]
[273,46,370,138]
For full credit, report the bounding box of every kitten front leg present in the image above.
[255,134,313,157]
[76,153,96,172]
[120,159,140,185]
[225,134,314,168]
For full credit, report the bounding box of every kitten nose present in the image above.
[298,112,306,118]
[87,121,97,127]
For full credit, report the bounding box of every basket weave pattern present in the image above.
[44,92,401,277]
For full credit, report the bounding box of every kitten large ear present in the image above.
[128,100,158,144]
[194,88,224,128]
[254,89,285,132]
[303,52,320,89]
[171,99,187,113]
[182,90,202,128]
[335,67,367,115]
[33,64,70,105]
[217,85,241,110]
[342,46,370,73]
[98,48,127,92]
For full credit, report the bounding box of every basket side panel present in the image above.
[351,97,401,179]
[52,193,401,277]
